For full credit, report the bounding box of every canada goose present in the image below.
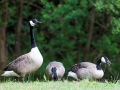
[1,19,43,82]
[67,56,111,80]
[46,61,65,81]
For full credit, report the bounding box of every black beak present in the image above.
[36,21,42,24]
[54,76,58,81]
[107,60,111,66]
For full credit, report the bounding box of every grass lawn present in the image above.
[0,80,120,90]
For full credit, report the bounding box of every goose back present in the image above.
[69,62,96,73]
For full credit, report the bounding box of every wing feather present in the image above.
[3,53,33,74]
[69,62,96,73]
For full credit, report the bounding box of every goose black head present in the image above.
[51,67,57,81]
[29,19,41,26]
[101,56,111,65]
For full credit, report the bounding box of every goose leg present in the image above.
[66,76,69,80]
[20,77,24,82]
[27,76,30,82]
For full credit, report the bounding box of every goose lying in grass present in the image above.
[46,61,65,81]
[67,56,111,80]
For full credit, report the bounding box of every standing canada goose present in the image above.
[67,56,111,80]
[1,19,43,82]
[46,61,65,81]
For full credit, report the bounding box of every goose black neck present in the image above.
[29,24,36,48]
[51,67,58,81]
[96,59,102,70]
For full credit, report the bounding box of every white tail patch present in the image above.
[1,71,20,77]
[68,71,78,80]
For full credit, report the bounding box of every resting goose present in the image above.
[46,61,65,81]
[1,19,43,82]
[67,56,111,80]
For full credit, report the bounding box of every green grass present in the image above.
[0,80,120,90]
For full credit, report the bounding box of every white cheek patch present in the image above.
[101,57,106,63]
[29,21,35,26]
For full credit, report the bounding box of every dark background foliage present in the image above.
[0,0,120,81]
